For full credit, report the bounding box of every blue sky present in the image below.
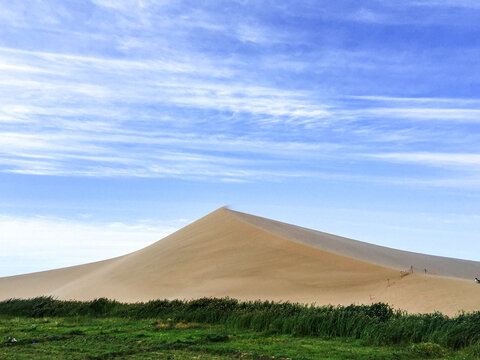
[1,0,480,276]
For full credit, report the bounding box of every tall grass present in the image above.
[0,297,479,350]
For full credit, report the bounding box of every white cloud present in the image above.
[0,62,55,74]
[342,107,480,122]
[0,3,479,186]
[406,0,480,9]
[365,152,480,168]
[350,8,386,23]
[350,95,480,105]
[0,215,180,277]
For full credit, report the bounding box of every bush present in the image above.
[464,341,480,357]
[410,343,449,358]
[88,298,119,317]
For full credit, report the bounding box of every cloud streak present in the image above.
[0,1,479,186]
[366,152,480,168]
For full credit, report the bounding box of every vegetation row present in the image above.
[1,297,479,350]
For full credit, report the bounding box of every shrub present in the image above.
[410,343,449,358]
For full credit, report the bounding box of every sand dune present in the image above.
[1,207,479,315]
[230,209,480,280]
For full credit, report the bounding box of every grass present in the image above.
[1,297,480,359]
[2,316,479,360]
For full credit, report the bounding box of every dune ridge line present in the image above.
[1,207,479,315]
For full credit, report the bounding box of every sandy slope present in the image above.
[1,207,479,315]
[230,209,480,279]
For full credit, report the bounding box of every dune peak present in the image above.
[1,207,480,315]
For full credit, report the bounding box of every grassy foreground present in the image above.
[1,297,480,359]
[1,316,479,360]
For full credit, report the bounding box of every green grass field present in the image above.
[2,298,480,359]
[1,316,479,360]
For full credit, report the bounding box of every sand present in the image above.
[1,207,479,315]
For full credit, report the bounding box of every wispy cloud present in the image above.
[0,214,181,276]
[350,95,480,106]
[0,0,479,187]
[344,107,480,122]
[365,152,480,168]
[405,0,480,9]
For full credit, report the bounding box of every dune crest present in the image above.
[1,207,479,315]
